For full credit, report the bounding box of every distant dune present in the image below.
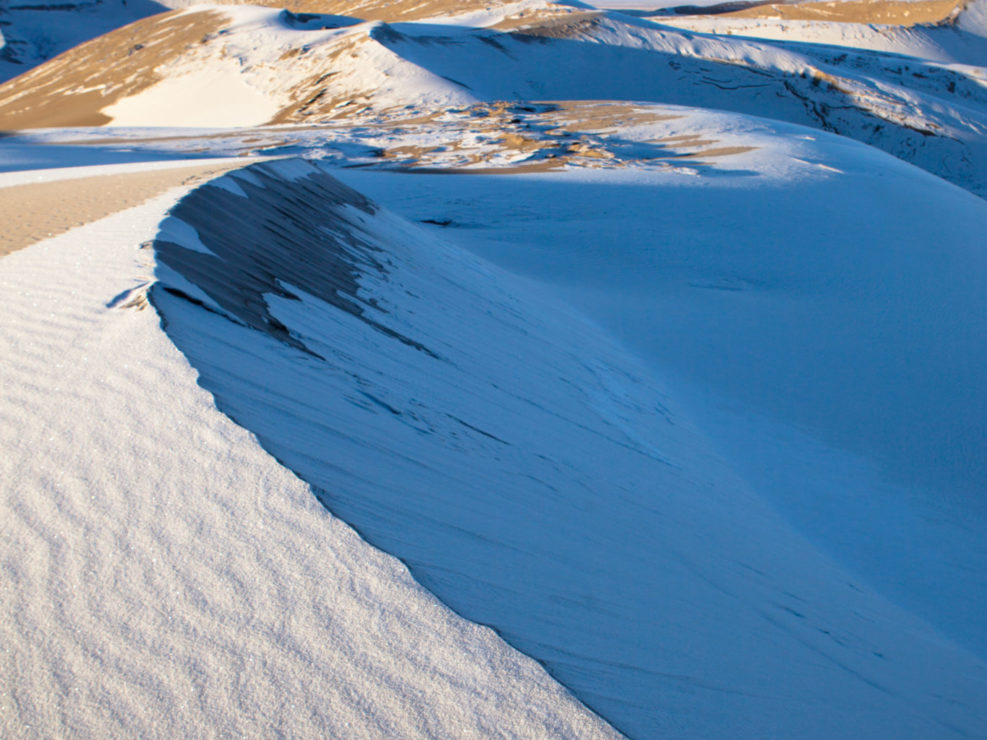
[1,0,985,196]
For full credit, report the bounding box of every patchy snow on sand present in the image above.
[0,171,616,740]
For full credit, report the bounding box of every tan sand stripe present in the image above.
[0,163,241,259]
[710,0,965,26]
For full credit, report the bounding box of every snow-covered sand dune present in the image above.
[0,164,615,739]
[0,0,170,84]
[339,109,987,654]
[2,0,985,195]
[149,156,987,738]
[2,0,987,735]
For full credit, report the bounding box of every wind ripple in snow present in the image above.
[0,179,616,740]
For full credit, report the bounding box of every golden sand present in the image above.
[0,163,241,258]
[707,0,965,26]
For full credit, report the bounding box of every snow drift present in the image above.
[150,157,987,738]
[0,165,615,739]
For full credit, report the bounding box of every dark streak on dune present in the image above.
[152,160,435,357]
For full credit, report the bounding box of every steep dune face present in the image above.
[0,166,618,740]
[149,157,987,739]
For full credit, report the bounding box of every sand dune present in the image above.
[2,1,983,198]
[2,0,986,736]
[0,168,616,739]
[143,156,987,739]
[0,9,225,129]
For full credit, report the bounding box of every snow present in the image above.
[2,0,987,736]
[148,156,987,738]
[103,64,283,128]
[0,170,615,739]
[334,118,987,663]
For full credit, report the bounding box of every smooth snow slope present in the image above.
[337,114,987,664]
[0,168,616,739]
[151,157,987,739]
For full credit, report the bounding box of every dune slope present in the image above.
[150,157,987,738]
[1,1,985,196]
[0,167,616,739]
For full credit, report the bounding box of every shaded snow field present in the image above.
[147,115,987,737]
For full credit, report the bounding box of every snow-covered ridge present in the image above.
[0,0,525,83]
[1,0,985,196]
[0,163,617,739]
[149,157,987,738]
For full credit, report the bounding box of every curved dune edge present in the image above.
[149,157,987,737]
[0,166,617,738]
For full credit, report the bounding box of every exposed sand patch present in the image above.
[393,100,756,169]
[700,0,966,26]
[24,100,755,173]
[0,163,242,258]
[0,9,226,130]
[546,99,684,132]
[268,35,373,124]
[167,0,505,21]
